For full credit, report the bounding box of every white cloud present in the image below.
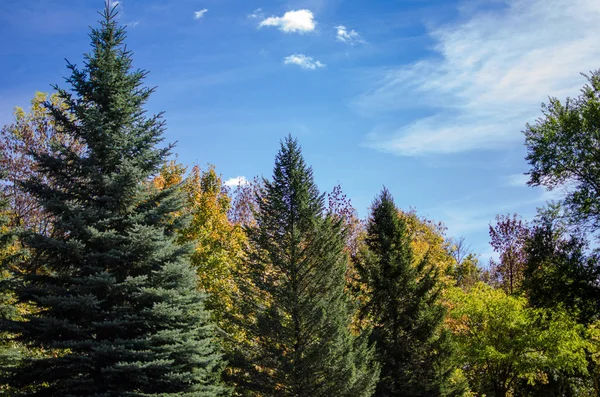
[224,176,249,187]
[126,21,139,28]
[259,9,315,33]
[248,8,263,19]
[335,25,363,45]
[108,0,120,8]
[194,9,208,19]
[284,54,326,70]
[357,0,600,156]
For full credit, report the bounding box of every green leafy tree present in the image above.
[524,70,600,233]
[451,254,483,290]
[523,208,600,325]
[2,6,228,396]
[235,136,379,397]
[355,188,454,396]
[447,237,482,290]
[446,283,588,397]
[518,207,600,396]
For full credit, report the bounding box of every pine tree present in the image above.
[234,136,379,397]
[0,159,24,394]
[355,188,452,397]
[2,5,228,396]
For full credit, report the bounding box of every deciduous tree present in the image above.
[523,209,600,325]
[524,70,600,233]
[446,283,588,397]
[489,214,530,294]
[0,92,83,235]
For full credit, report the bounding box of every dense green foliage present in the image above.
[523,210,600,325]
[525,70,600,232]
[354,189,452,396]
[447,283,588,397]
[232,136,379,397]
[1,7,228,396]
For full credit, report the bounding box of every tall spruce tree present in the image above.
[2,5,228,396]
[235,136,379,397]
[355,189,452,397]
[0,159,24,394]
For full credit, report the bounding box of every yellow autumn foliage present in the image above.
[153,161,247,343]
[398,209,455,286]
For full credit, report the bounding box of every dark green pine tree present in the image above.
[2,5,228,396]
[355,188,453,397]
[0,160,24,393]
[235,136,379,397]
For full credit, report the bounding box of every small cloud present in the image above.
[224,176,249,187]
[108,0,121,8]
[194,9,208,19]
[505,173,529,187]
[335,25,363,45]
[126,21,139,28]
[259,9,315,33]
[248,8,264,19]
[284,54,326,70]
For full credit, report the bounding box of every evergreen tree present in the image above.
[355,188,453,397]
[0,159,25,394]
[2,5,228,396]
[234,136,378,397]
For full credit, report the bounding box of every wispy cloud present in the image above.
[126,21,139,28]
[335,25,363,45]
[357,0,600,156]
[259,10,315,33]
[108,0,121,8]
[284,54,326,70]
[224,176,249,187]
[194,9,208,19]
[248,8,264,19]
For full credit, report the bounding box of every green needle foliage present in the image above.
[235,136,379,397]
[2,5,228,396]
[355,188,453,397]
[0,160,24,395]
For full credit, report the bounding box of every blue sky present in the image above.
[1,0,599,261]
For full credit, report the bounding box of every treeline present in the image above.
[1,6,600,397]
